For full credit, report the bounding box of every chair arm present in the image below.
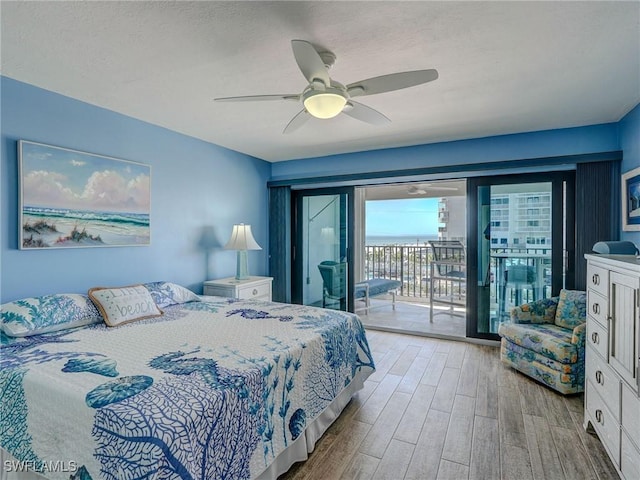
[571,322,586,347]
[510,297,559,324]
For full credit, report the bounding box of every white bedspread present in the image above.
[0,296,374,479]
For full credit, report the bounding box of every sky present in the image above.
[366,198,439,236]
[21,141,150,213]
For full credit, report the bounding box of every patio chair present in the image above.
[317,261,346,310]
[428,240,466,322]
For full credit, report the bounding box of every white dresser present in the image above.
[584,254,640,480]
[203,276,273,301]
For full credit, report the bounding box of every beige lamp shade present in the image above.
[224,224,262,251]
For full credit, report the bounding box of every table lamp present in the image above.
[224,224,262,281]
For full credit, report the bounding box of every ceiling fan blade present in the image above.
[214,94,299,102]
[347,69,438,98]
[283,110,310,134]
[291,40,330,86]
[342,101,390,125]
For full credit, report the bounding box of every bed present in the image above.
[0,282,375,479]
[354,278,402,314]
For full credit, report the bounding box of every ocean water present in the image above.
[366,234,438,246]
[23,206,149,226]
[22,206,150,248]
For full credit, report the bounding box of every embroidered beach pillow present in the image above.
[1,293,103,337]
[143,281,200,308]
[89,284,162,327]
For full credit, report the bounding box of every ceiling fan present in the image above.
[407,183,459,195]
[214,40,438,134]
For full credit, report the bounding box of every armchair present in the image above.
[498,289,586,394]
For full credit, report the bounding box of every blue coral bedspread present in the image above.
[0,297,375,479]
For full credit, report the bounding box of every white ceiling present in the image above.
[1,1,638,163]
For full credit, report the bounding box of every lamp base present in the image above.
[235,250,249,281]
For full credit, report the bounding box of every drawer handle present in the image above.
[592,273,600,285]
[252,289,258,296]
[591,332,599,344]
[595,409,603,424]
[592,303,600,315]
[595,370,603,385]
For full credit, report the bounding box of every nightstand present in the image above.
[203,276,273,301]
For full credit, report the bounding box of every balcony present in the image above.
[362,244,465,337]
[361,244,553,339]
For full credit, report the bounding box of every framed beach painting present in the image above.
[622,165,640,231]
[19,141,151,249]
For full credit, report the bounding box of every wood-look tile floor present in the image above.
[280,329,619,480]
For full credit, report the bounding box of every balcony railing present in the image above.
[364,245,433,298]
[363,244,552,301]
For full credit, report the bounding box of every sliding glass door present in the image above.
[291,187,354,311]
[467,172,575,339]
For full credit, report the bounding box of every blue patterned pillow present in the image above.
[1,294,103,337]
[143,281,200,308]
[555,289,587,329]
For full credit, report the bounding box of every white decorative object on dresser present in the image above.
[584,254,640,480]
[203,276,273,301]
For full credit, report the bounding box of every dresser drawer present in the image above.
[586,381,620,465]
[587,316,609,360]
[587,263,609,297]
[237,281,271,300]
[586,347,620,421]
[621,430,640,480]
[622,383,640,449]
[587,290,609,328]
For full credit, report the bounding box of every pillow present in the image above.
[89,284,162,327]
[554,289,587,329]
[1,293,102,337]
[143,281,200,308]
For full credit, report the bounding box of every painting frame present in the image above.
[622,165,640,231]
[19,140,151,249]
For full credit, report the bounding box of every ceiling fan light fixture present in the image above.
[303,89,347,119]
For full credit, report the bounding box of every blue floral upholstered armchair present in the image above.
[498,289,587,394]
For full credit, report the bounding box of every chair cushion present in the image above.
[498,322,578,364]
[355,279,401,298]
[554,289,586,329]
[510,297,558,324]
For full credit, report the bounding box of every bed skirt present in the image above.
[255,368,368,479]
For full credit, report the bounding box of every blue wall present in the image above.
[2,75,637,302]
[272,111,640,247]
[271,123,621,181]
[619,104,640,245]
[1,77,271,302]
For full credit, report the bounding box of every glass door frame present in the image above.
[466,171,575,340]
[291,186,355,312]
